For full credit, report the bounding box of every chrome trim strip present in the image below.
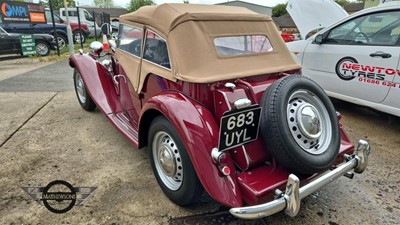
[229,139,370,219]
[216,90,231,110]
[111,114,138,141]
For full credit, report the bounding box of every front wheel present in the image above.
[35,41,50,56]
[73,69,96,111]
[73,30,86,44]
[149,116,203,205]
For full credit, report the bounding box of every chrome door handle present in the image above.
[113,75,126,85]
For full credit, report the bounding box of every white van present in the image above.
[59,8,101,37]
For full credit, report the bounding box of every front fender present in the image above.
[140,92,243,207]
[69,54,122,114]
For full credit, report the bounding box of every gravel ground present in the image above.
[0,59,398,224]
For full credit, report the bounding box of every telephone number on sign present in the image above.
[358,78,399,88]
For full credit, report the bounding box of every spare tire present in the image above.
[260,76,340,175]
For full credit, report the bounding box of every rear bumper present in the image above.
[230,139,370,219]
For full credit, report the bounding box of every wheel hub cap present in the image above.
[158,147,176,176]
[287,90,332,155]
[297,104,322,139]
[75,73,86,103]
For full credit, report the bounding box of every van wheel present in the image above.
[149,116,203,205]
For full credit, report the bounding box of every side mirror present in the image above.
[101,23,110,36]
[314,34,323,44]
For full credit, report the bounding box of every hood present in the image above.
[287,0,348,39]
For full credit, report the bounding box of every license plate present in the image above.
[218,105,262,151]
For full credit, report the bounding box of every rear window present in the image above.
[214,35,273,57]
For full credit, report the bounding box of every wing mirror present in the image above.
[314,34,324,44]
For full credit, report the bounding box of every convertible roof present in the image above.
[116,4,301,93]
[120,3,271,35]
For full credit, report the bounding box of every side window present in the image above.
[117,24,143,57]
[327,11,400,46]
[84,11,94,21]
[143,31,170,69]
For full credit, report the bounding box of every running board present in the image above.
[108,112,139,147]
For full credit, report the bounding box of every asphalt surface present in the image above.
[0,59,399,224]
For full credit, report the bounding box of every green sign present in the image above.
[19,34,36,56]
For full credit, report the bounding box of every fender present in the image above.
[140,92,243,208]
[69,54,123,114]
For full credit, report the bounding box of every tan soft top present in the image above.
[117,4,301,93]
[120,3,270,35]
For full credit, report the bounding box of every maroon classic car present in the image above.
[69,4,370,219]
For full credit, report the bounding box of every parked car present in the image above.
[59,7,101,38]
[44,9,90,44]
[287,0,400,117]
[69,4,370,219]
[0,22,68,49]
[0,26,56,56]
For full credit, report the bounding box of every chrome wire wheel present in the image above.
[152,131,183,191]
[75,72,86,104]
[287,89,332,155]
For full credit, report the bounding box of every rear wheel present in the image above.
[73,69,96,111]
[260,76,340,174]
[149,116,203,205]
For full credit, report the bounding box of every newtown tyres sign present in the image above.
[0,0,46,24]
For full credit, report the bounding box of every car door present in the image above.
[113,24,143,124]
[302,10,400,103]
[0,29,21,54]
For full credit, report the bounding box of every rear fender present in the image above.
[69,54,122,114]
[140,91,243,207]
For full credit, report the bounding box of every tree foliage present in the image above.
[127,0,156,12]
[94,0,115,8]
[39,0,76,11]
[272,3,287,17]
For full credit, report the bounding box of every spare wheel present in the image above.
[260,76,340,175]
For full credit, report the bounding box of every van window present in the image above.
[45,11,62,23]
[118,25,143,57]
[84,11,94,21]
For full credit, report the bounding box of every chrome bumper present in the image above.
[230,139,371,219]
